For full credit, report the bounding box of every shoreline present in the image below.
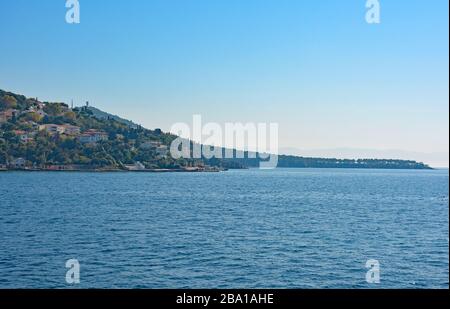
[0,167,438,173]
[0,167,226,173]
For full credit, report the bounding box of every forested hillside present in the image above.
[0,89,431,171]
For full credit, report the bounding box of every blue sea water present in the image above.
[0,168,448,289]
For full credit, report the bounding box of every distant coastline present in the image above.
[0,88,433,171]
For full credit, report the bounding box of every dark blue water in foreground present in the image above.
[0,168,448,288]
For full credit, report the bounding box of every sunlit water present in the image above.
[0,168,448,288]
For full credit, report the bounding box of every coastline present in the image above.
[0,166,436,173]
[0,167,226,173]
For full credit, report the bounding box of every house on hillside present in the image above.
[13,130,34,143]
[62,124,81,136]
[39,124,65,135]
[27,98,45,110]
[39,124,80,136]
[35,101,45,110]
[78,130,108,144]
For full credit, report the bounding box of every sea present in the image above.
[0,168,448,288]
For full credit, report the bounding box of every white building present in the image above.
[78,130,108,143]
[39,124,65,135]
[38,124,80,136]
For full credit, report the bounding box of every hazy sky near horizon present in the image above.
[0,0,448,157]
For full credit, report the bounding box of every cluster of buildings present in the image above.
[0,101,47,124]
[13,130,36,143]
[10,123,108,145]
[44,126,109,144]
[1,102,107,145]
[1,100,171,170]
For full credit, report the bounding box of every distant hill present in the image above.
[280,147,448,169]
[84,106,138,129]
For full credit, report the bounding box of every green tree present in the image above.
[23,112,43,123]
[44,103,63,116]
[64,111,77,121]
[0,95,18,110]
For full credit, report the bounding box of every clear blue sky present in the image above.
[0,0,448,158]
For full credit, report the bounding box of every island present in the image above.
[0,89,432,172]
